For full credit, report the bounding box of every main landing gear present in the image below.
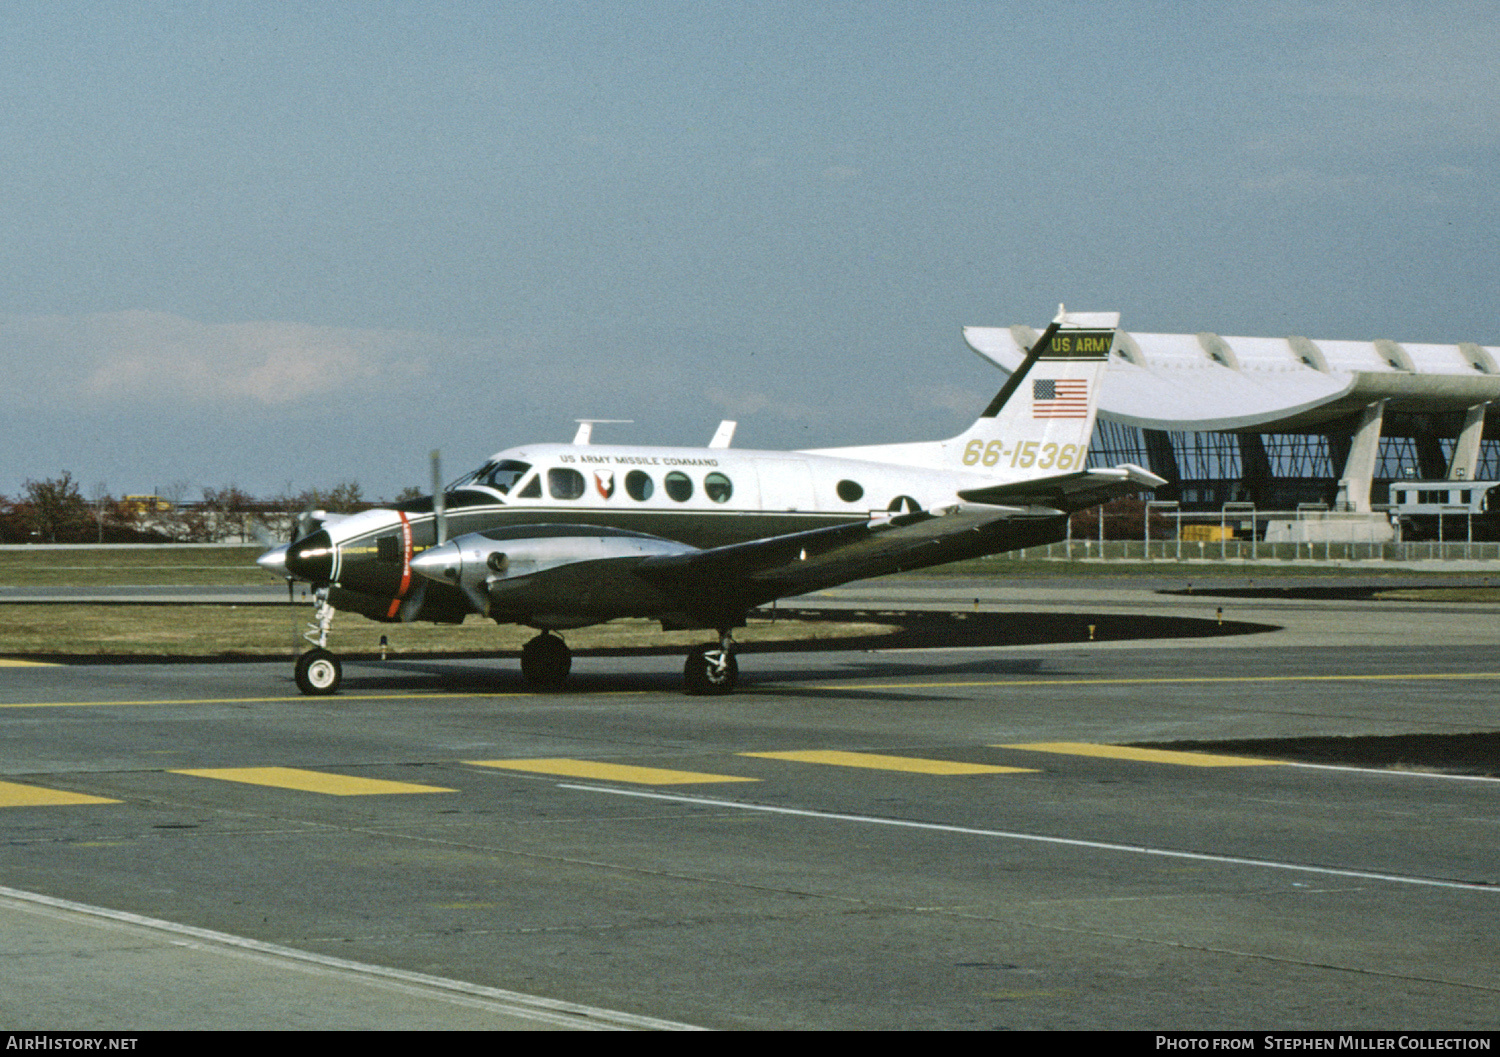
[294,587,343,696]
[520,632,572,689]
[683,631,738,695]
[517,629,739,694]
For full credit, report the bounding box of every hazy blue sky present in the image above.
[3,2,1497,501]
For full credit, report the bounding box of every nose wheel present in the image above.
[520,633,572,689]
[295,648,343,696]
[684,634,738,695]
[292,587,343,696]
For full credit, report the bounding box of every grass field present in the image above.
[1,545,1493,657]
[0,546,266,587]
[0,604,895,658]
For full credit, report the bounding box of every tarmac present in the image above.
[2,569,1498,1030]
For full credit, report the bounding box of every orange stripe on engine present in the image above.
[384,512,413,620]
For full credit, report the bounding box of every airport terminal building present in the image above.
[966,324,1500,542]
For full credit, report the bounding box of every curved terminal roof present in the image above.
[963,326,1500,432]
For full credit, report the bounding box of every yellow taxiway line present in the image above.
[171,767,456,796]
[2,670,1498,711]
[0,780,119,807]
[999,742,1283,767]
[818,671,1500,691]
[0,691,561,709]
[741,749,1036,775]
[468,758,758,785]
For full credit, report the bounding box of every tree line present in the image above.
[0,473,420,544]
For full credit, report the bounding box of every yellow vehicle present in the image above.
[122,495,173,514]
[1179,523,1233,542]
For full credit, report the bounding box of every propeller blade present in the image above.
[397,581,428,623]
[430,449,447,545]
[295,505,318,542]
[248,517,278,549]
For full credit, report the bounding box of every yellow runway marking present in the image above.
[0,690,642,709]
[1000,742,1283,767]
[0,659,59,667]
[740,749,1036,775]
[0,780,118,807]
[818,672,1500,692]
[171,767,455,796]
[468,758,757,785]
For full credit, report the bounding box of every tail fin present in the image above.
[952,306,1116,480]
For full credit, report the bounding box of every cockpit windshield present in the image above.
[452,460,532,495]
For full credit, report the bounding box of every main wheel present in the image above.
[520,634,571,689]
[294,648,342,696]
[683,644,738,695]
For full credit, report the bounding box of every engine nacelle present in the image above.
[408,527,700,622]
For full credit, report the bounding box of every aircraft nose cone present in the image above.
[410,541,462,583]
[256,543,290,578]
[284,529,335,583]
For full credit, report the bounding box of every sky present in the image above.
[3,1,1498,502]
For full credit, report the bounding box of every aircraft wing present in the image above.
[956,463,1167,512]
[635,502,1056,606]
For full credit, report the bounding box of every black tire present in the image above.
[683,645,738,695]
[294,648,342,696]
[520,634,572,689]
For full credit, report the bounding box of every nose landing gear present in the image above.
[294,648,342,695]
[293,587,343,696]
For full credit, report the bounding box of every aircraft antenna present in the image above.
[572,419,633,445]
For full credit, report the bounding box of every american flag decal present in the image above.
[1032,378,1089,418]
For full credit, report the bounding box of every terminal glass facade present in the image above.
[1087,420,1500,510]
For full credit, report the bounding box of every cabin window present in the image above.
[548,468,586,500]
[664,471,693,502]
[625,470,654,501]
[481,460,532,493]
[836,480,863,502]
[704,472,733,503]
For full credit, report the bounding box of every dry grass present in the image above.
[0,547,265,587]
[0,604,895,657]
[1372,588,1500,603]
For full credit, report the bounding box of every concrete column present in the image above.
[1335,400,1385,512]
[1447,404,1489,480]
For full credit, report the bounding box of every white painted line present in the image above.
[0,884,703,1031]
[1280,760,1500,783]
[559,786,1500,894]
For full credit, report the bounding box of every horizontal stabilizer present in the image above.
[957,463,1167,512]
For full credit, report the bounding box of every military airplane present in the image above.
[257,307,1164,695]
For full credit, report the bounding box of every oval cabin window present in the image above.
[625,470,654,501]
[664,471,693,502]
[704,472,733,503]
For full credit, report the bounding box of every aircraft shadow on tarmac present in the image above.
[317,608,1276,698]
[1135,732,1500,779]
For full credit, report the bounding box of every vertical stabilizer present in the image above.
[951,306,1116,479]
